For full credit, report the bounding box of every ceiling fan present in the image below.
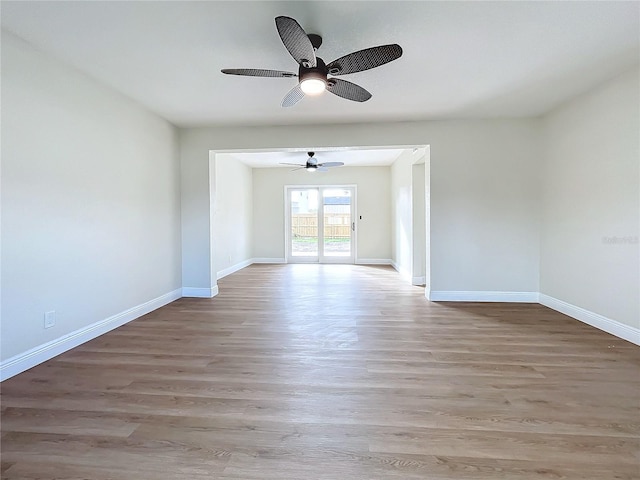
[221,16,403,107]
[280,152,344,172]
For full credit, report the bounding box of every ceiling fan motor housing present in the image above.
[299,57,328,86]
[305,152,316,167]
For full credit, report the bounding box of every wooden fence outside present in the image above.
[292,213,351,238]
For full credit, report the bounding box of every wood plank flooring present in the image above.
[1,264,639,479]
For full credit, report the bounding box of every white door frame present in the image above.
[285,185,357,264]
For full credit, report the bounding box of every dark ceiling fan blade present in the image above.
[326,79,372,102]
[275,16,317,68]
[326,44,403,76]
[319,162,344,167]
[279,162,305,166]
[221,68,297,78]
[281,84,305,107]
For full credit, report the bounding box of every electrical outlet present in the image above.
[44,311,56,329]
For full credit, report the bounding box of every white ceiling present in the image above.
[221,147,409,168]
[1,1,638,128]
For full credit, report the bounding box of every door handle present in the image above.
[352,222,355,232]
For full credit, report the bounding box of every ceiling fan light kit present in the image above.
[221,16,403,107]
[299,74,327,96]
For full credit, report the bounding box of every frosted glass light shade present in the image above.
[300,78,326,95]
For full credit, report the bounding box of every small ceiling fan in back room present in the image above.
[280,152,343,172]
[221,16,403,107]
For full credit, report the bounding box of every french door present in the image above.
[286,186,356,264]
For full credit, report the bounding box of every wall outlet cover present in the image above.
[44,311,56,329]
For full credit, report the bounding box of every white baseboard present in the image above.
[0,289,182,382]
[181,286,219,298]
[412,276,426,286]
[429,291,539,303]
[217,259,252,280]
[539,294,640,346]
[254,258,394,266]
[355,258,393,265]
[4,282,635,384]
[251,257,286,264]
[390,261,413,282]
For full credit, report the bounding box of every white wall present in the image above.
[541,67,640,329]
[412,161,426,285]
[214,155,253,276]
[1,33,181,365]
[180,140,215,295]
[180,120,541,294]
[390,150,428,286]
[390,150,414,278]
[252,166,391,261]
[423,147,432,293]
[429,123,541,294]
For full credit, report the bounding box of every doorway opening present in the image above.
[206,145,430,298]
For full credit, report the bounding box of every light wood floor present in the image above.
[1,264,639,479]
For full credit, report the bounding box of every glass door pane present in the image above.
[290,188,319,259]
[322,188,352,259]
